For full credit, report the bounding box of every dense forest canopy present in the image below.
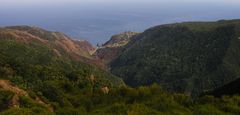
[111,20,240,96]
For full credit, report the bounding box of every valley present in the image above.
[0,19,240,114]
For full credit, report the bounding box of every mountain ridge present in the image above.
[0,26,107,69]
[93,31,139,65]
[110,19,240,96]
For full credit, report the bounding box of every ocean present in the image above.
[0,2,240,45]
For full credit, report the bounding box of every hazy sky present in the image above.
[1,0,240,5]
[1,0,240,45]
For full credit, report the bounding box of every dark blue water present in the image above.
[0,2,240,45]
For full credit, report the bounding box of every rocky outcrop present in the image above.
[103,31,139,47]
[100,86,110,94]
[93,31,139,64]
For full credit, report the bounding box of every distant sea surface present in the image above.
[1,2,240,45]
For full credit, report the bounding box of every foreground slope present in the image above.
[1,80,240,115]
[0,26,125,113]
[110,20,240,95]
[0,26,124,87]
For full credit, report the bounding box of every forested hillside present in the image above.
[110,20,240,96]
[1,21,240,114]
[0,28,125,114]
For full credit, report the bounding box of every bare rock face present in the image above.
[100,86,110,94]
[103,31,139,47]
[74,40,96,55]
[93,31,139,64]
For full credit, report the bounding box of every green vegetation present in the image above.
[1,21,240,114]
[1,83,240,115]
[0,39,123,87]
[111,20,240,96]
[0,39,124,114]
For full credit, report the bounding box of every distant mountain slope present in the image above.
[2,26,93,58]
[93,31,139,64]
[110,19,240,95]
[0,25,123,85]
[103,31,139,47]
[75,40,96,55]
[0,26,106,68]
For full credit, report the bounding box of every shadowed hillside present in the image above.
[110,20,240,96]
[208,78,240,97]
